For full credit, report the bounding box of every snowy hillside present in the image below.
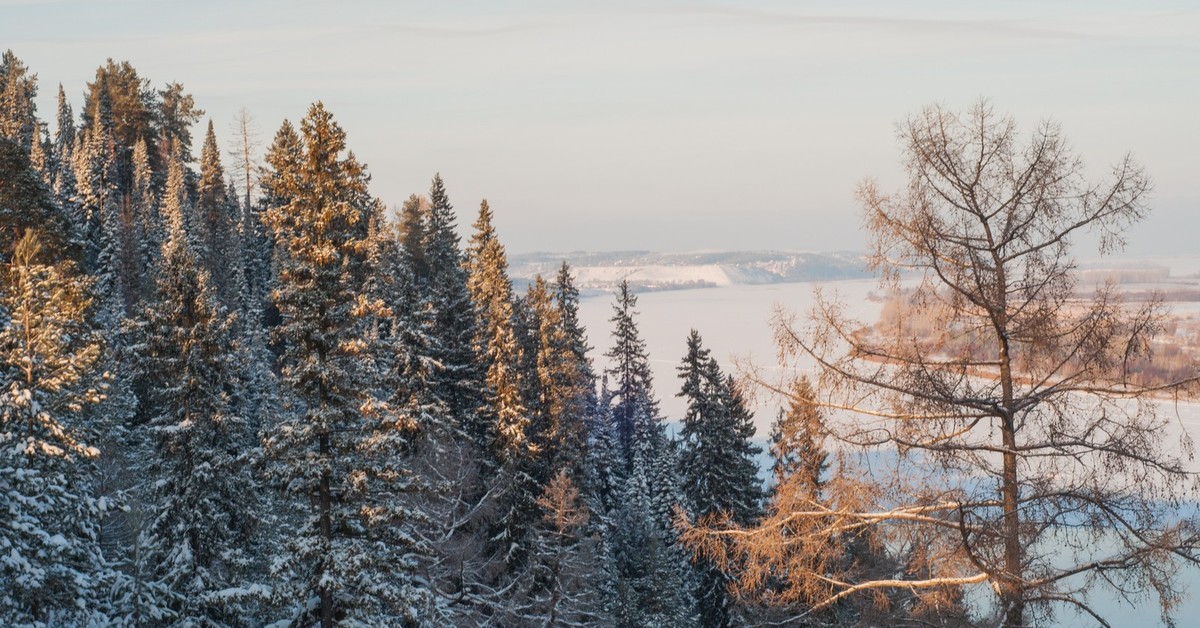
[510,250,868,293]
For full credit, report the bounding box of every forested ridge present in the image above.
[2,51,1197,628]
[0,52,788,627]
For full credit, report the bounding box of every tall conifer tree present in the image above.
[75,86,137,461]
[261,103,431,626]
[129,137,157,275]
[770,376,828,493]
[0,136,70,258]
[196,120,241,308]
[139,156,260,625]
[0,50,39,153]
[397,193,429,284]
[676,330,763,626]
[420,174,482,442]
[465,200,529,460]
[465,200,540,572]
[0,231,117,624]
[602,282,698,626]
[50,85,82,251]
[605,281,659,463]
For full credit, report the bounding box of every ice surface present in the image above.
[579,278,888,434]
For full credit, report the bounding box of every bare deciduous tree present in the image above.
[686,101,1200,627]
[228,107,259,211]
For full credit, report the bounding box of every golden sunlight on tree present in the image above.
[683,100,1200,627]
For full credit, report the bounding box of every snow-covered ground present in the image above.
[510,250,868,293]
[573,263,735,288]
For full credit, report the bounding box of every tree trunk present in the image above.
[998,310,1024,627]
[320,430,333,628]
[1000,417,1024,627]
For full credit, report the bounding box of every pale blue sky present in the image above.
[3,1,1197,254]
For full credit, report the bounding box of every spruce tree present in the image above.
[676,330,763,626]
[616,427,698,628]
[549,263,609,498]
[129,137,157,277]
[553,263,596,399]
[604,281,659,463]
[525,278,566,480]
[230,176,275,452]
[368,205,447,442]
[50,85,81,252]
[51,84,74,177]
[513,282,543,444]
[465,200,529,459]
[73,93,138,489]
[510,470,610,626]
[28,124,49,186]
[257,119,302,334]
[525,274,596,496]
[420,174,482,442]
[376,209,482,622]
[237,169,272,327]
[0,136,70,258]
[261,103,432,627]
[509,276,615,623]
[0,50,38,153]
[554,264,619,541]
[718,374,761,514]
[602,282,699,626]
[586,378,625,549]
[465,200,538,571]
[196,120,241,308]
[259,121,302,212]
[112,137,154,311]
[74,90,120,279]
[770,376,828,493]
[137,161,260,625]
[397,193,429,284]
[0,230,117,624]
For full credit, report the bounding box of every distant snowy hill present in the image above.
[509,250,868,293]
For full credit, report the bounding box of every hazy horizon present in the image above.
[3,0,1196,255]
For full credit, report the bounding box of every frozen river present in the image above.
[578,278,887,434]
[577,279,1200,627]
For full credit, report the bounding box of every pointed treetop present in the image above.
[428,171,452,217]
[161,153,189,249]
[268,119,301,158]
[28,125,47,174]
[300,100,348,164]
[423,173,464,272]
[770,375,828,492]
[398,193,428,274]
[201,118,220,167]
[54,83,73,141]
[473,198,495,236]
[677,329,711,399]
[0,50,39,151]
[131,137,152,189]
[196,119,226,217]
[261,119,302,208]
[605,279,662,457]
[89,80,112,135]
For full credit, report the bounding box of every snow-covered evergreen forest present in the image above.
[3,51,1198,628]
[0,52,807,627]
